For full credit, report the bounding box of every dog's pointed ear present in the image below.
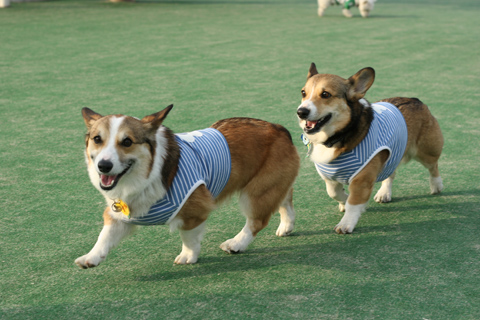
[307,62,319,79]
[82,108,103,129]
[141,104,174,131]
[347,67,375,101]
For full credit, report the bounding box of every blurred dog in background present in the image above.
[317,0,376,18]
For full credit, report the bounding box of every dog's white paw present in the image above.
[318,8,326,16]
[276,221,294,237]
[342,8,353,18]
[359,8,370,18]
[339,203,346,212]
[174,252,198,265]
[75,254,104,269]
[334,203,365,234]
[430,176,443,194]
[374,189,392,203]
[220,239,248,254]
[334,221,356,234]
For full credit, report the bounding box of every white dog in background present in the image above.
[317,0,376,18]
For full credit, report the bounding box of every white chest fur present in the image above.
[310,143,337,164]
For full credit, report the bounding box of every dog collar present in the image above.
[112,199,130,219]
[301,134,313,157]
[301,133,341,157]
[323,134,345,148]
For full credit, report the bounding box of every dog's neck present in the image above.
[311,98,373,164]
[329,98,373,151]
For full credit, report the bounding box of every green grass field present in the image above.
[1,0,479,318]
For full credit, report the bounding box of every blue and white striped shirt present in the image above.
[315,102,408,185]
[122,128,231,225]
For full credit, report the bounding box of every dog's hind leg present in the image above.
[220,181,292,253]
[219,191,270,254]
[419,158,443,194]
[396,99,444,195]
[221,141,298,253]
[414,115,444,194]
[276,187,296,237]
[428,165,443,194]
[374,171,395,203]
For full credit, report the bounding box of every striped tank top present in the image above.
[122,128,231,225]
[315,102,408,185]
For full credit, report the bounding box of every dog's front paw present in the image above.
[75,254,104,269]
[174,252,198,265]
[276,221,294,237]
[334,203,365,234]
[334,222,355,234]
[374,189,392,203]
[339,203,346,212]
[334,212,361,234]
[220,239,247,254]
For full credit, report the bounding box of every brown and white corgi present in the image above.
[75,105,299,268]
[297,63,444,234]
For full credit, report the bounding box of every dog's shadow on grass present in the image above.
[138,226,474,283]
[319,15,418,19]
[136,189,478,282]
[133,219,448,282]
[391,189,478,202]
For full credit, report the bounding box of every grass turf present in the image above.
[1,0,479,318]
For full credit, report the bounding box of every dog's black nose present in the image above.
[98,160,113,173]
[297,107,310,119]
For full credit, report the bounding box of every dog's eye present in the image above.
[321,91,331,99]
[121,138,133,148]
[301,89,306,98]
[93,136,102,144]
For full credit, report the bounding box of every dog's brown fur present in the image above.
[297,63,443,234]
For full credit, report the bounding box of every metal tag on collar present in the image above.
[301,134,310,146]
[301,134,313,158]
[112,200,130,219]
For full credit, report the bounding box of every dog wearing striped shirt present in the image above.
[297,63,444,234]
[75,105,299,268]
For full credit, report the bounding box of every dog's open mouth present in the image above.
[304,113,332,134]
[99,161,134,191]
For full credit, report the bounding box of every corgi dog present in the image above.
[317,0,376,18]
[297,63,444,234]
[75,105,299,268]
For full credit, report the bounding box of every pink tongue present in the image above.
[101,175,117,186]
[306,120,318,128]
